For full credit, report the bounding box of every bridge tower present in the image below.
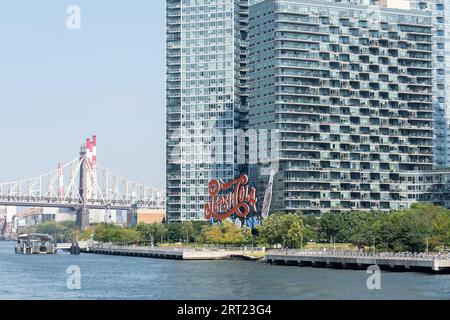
[0,135,165,231]
[85,135,98,201]
[76,144,90,231]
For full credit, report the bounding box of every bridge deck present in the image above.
[0,201,143,211]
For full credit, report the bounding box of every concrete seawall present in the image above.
[266,249,450,273]
[81,245,264,261]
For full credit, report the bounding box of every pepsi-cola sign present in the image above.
[204,175,257,221]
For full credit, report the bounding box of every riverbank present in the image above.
[81,244,265,261]
[266,249,450,273]
[3,241,450,299]
[81,244,450,274]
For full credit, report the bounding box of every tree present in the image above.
[222,222,250,245]
[20,220,78,243]
[287,220,304,248]
[181,221,194,243]
[36,203,450,252]
[198,224,222,244]
[135,223,167,244]
[432,211,450,249]
[156,223,167,244]
[80,226,96,241]
[302,214,320,242]
[367,204,450,252]
[166,223,182,243]
[92,223,140,244]
[192,221,209,243]
[120,228,140,243]
[317,212,344,243]
[258,213,305,248]
[135,223,152,242]
[317,211,385,247]
[198,221,250,245]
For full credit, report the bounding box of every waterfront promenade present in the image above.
[4,240,450,299]
[266,249,450,273]
[78,243,450,273]
[81,243,264,260]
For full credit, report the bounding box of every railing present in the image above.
[267,249,450,261]
[57,241,90,249]
[93,243,265,253]
[92,244,188,252]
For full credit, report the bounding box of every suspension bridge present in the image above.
[0,136,165,231]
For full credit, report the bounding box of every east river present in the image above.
[1,242,449,300]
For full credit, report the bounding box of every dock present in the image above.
[81,244,264,260]
[265,249,450,273]
[57,241,90,251]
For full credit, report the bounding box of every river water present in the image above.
[1,241,449,300]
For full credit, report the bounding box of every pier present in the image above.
[69,244,450,272]
[81,244,264,260]
[265,249,450,273]
[57,241,90,251]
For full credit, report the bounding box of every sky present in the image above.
[0,0,166,188]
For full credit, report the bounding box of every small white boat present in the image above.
[15,233,57,255]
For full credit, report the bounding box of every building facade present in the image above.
[401,170,450,208]
[247,0,435,214]
[410,0,450,166]
[166,0,450,219]
[166,0,252,221]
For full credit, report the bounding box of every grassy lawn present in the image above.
[304,242,355,250]
[158,242,354,247]
[148,242,356,253]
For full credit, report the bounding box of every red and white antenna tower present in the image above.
[85,135,98,200]
[57,162,64,200]
[85,135,97,167]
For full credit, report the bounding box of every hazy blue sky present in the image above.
[0,1,166,188]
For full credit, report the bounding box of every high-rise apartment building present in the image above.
[247,0,435,214]
[166,0,251,221]
[409,0,450,166]
[166,0,450,219]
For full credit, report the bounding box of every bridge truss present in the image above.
[0,140,165,233]
[0,156,165,210]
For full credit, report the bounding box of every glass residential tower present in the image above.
[247,0,435,214]
[166,0,251,221]
[166,0,450,219]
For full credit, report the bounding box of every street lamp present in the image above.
[330,236,336,251]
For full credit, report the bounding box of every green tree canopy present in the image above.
[180,221,195,243]
[198,220,251,245]
[258,213,305,248]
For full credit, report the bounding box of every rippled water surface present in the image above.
[1,241,449,300]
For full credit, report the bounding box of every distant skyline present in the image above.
[0,1,165,188]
